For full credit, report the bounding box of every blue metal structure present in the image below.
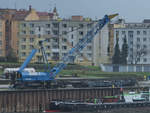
[12,14,118,88]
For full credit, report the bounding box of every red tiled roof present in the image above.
[12,10,29,20]
[37,12,49,16]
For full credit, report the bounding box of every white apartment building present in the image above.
[114,22,150,64]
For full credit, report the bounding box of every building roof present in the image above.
[12,10,29,20]
[37,12,49,16]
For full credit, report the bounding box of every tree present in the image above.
[6,48,18,62]
[112,37,121,64]
[121,37,128,64]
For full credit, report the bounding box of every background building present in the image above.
[0,6,56,59]
[0,6,112,66]
[18,15,110,66]
[0,16,5,57]
[114,20,150,64]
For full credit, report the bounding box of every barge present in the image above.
[44,92,150,112]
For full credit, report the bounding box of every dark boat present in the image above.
[44,100,150,112]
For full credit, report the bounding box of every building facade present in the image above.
[0,6,56,58]
[18,17,110,65]
[0,16,5,57]
[114,21,150,64]
[0,7,111,65]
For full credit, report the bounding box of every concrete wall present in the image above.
[100,64,150,72]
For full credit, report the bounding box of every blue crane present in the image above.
[11,14,118,88]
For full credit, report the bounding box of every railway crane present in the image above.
[11,14,118,88]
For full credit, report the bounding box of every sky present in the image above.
[1,0,150,22]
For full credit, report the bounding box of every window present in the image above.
[130,55,133,58]
[46,38,50,42]
[62,24,67,28]
[30,31,34,34]
[128,31,133,34]
[29,45,34,49]
[143,58,147,62]
[143,38,147,41]
[46,45,50,49]
[62,53,67,56]
[46,31,50,34]
[22,23,26,27]
[22,30,26,34]
[130,48,133,52]
[0,40,2,46]
[62,31,67,35]
[30,38,34,43]
[137,58,140,62]
[87,46,92,50]
[62,38,67,42]
[87,53,92,57]
[137,38,140,42]
[137,44,140,49]
[52,45,59,49]
[79,31,83,35]
[71,27,73,31]
[137,31,140,35]
[47,53,51,57]
[87,23,92,28]
[53,38,59,43]
[30,23,34,28]
[116,31,119,36]
[80,53,83,57]
[122,31,126,34]
[38,34,41,38]
[46,24,50,28]
[130,41,133,45]
[143,45,147,49]
[38,26,41,31]
[71,34,74,39]
[143,31,147,35]
[21,45,26,50]
[53,30,58,35]
[143,51,147,55]
[21,38,26,42]
[79,24,84,28]
[62,46,67,50]
[21,52,26,57]
[52,23,59,28]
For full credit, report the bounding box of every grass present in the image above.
[0,62,149,79]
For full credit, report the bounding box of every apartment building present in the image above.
[0,6,55,58]
[114,20,150,64]
[0,16,5,57]
[18,16,110,66]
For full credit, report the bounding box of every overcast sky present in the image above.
[1,0,150,22]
